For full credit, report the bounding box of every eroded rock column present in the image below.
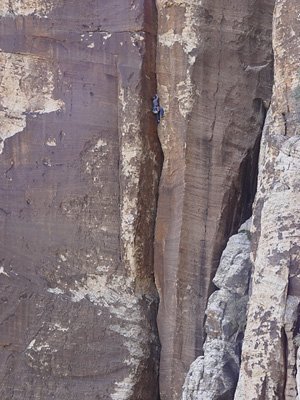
[0,1,162,399]
[235,0,300,398]
[154,1,274,398]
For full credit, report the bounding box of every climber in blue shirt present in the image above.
[152,94,165,123]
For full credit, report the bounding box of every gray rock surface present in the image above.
[182,220,252,400]
[235,0,300,397]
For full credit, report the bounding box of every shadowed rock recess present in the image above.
[0,0,300,400]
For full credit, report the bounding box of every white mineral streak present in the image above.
[182,220,252,400]
[47,287,64,295]
[0,52,64,153]
[47,80,148,400]
[0,0,60,16]
[118,87,142,279]
[235,1,300,397]
[0,266,9,276]
[158,0,201,119]
[47,272,149,400]
[106,80,148,400]
[46,138,57,147]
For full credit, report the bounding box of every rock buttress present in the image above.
[154,1,274,398]
[0,1,162,399]
[235,0,300,398]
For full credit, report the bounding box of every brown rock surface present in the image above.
[154,1,274,398]
[235,0,300,398]
[0,1,162,399]
[1,0,299,399]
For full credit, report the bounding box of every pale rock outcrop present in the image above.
[182,219,252,400]
[235,0,300,398]
[155,0,274,398]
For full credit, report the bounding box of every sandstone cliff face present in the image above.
[182,0,300,399]
[0,1,162,399]
[154,1,274,398]
[1,0,299,399]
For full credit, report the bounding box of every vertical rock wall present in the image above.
[154,1,274,398]
[0,1,162,399]
[1,0,299,399]
[235,0,300,398]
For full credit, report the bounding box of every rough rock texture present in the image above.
[235,0,300,398]
[1,0,300,399]
[0,1,162,399]
[154,1,274,398]
[182,219,252,400]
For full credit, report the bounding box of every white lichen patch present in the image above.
[176,76,195,118]
[47,287,65,295]
[50,323,68,332]
[47,269,152,400]
[87,42,95,49]
[70,274,147,383]
[101,32,112,40]
[27,339,36,350]
[0,52,64,154]
[68,273,147,400]
[158,0,200,55]
[94,138,107,150]
[130,32,145,46]
[0,0,60,16]
[111,375,135,400]
[59,254,67,262]
[34,343,51,352]
[0,266,9,276]
[27,339,50,352]
[46,138,57,147]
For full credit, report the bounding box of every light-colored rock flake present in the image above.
[0,0,60,17]
[0,52,64,153]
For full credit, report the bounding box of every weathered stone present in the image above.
[1,0,299,399]
[213,230,251,296]
[154,1,274,398]
[284,296,300,399]
[235,1,300,398]
[182,221,252,400]
[0,1,162,399]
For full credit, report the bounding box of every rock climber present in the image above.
[152,94,164,123]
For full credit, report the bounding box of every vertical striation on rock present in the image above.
[235,0,300,398]
[0,1,162,399]
[182,219,252,400]
[154,1,274,398]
